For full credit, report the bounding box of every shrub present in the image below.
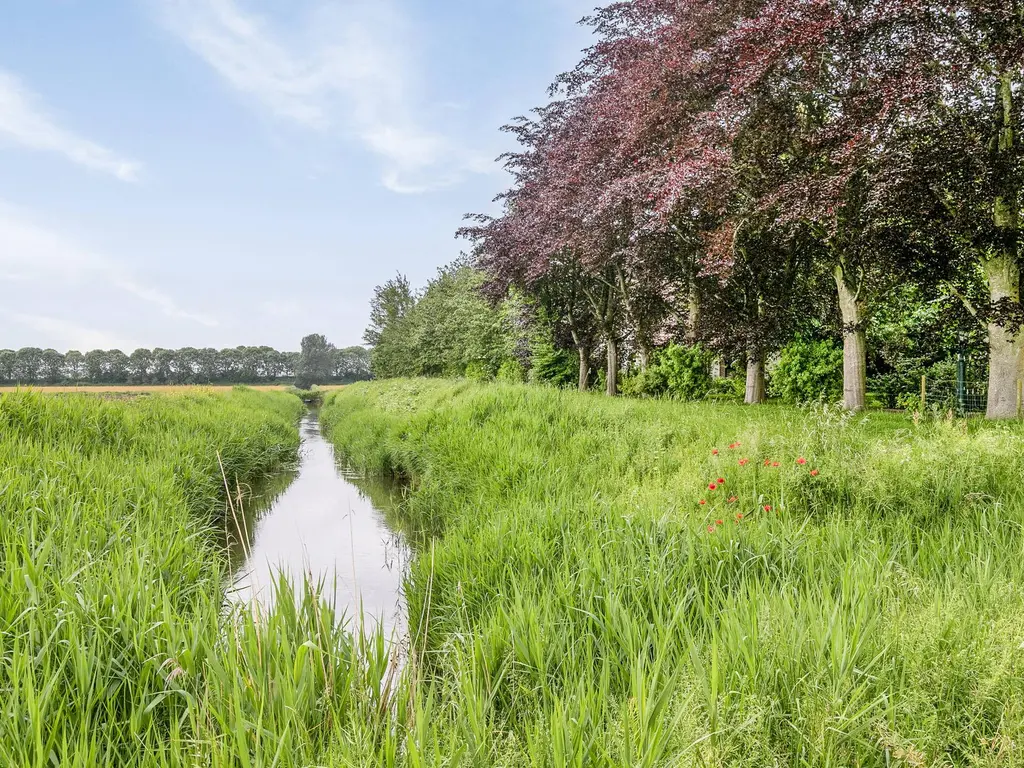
[464,360,493,381]
[496,359,526,383]
[622,344,713,400]
[529,340,578,388]
[769,336,843,403]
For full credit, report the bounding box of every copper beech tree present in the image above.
[465,0,1022,416]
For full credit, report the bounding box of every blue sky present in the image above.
[0,0,594,351]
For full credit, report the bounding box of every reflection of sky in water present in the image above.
[227,414,409,643]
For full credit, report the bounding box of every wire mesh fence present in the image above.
[922,378,989,414]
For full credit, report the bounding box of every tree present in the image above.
[15,348,44,383]
[0,350,16,385]
[364,273,416,347]
[295,334,336,389]
[64,350,85,382]
[40,349,65,385]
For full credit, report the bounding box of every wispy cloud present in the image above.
[2,312,141,352]
[0,203,217,327]
[0,69,142,181]
[158,0,489,193]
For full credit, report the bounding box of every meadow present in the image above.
[0,388,387,767]
[320,380,1024,767]
[0,384,346,394]
[5,381,1024,766]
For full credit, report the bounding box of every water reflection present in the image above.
[225,413,409,642]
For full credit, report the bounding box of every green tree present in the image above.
[364,273,416,347]
[295,334,336,389]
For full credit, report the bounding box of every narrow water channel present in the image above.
[225,413,410,641]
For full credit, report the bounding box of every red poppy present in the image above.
[763,504,772,512]
[699,499,707,505]
[735,513,743,521]
[728,496,738,503]
[739,458,749,466]
[707,525,715,533]
[810,469,819,477]
[715,519,723,526]
[717,477,725,484]
[712,449,719,455]
[796,457,807,465]
[763,459,771,467]
[772,462,780,468]
[708,483,717,491]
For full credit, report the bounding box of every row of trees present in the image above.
[446,0,1022,418]
[0,344,370,386]
[364,267,527,380]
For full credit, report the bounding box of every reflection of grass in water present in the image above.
[221,464,299,569]
[339,463,420,548]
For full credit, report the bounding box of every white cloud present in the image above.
[159,0,489,192]
[3,312,141,352]
[0,70,142,182]
[0,203,217,327]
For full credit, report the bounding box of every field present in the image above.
[320,380,1024,766]
[4,381,1024,766]
[0,384,346,394]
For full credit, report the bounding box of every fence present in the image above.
[920,360,1023,416]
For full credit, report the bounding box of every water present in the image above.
[225,413,410,641]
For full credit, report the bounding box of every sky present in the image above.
[0,0,595,352]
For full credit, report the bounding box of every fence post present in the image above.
[955,353,967,414]
[920,374,927,411]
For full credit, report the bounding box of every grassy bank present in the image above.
[322,380,1024,766]
[0,389,360,766]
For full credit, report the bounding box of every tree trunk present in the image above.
[985,73,1023,419]
[834,264,867,411]
[577,346,590,392]
[686,291,701,344]
[983,254,1023,419]
[637,345,650,372]
[744,354,765,404]
[606,339,618,396]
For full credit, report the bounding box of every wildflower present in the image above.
[717,477,725,484]
[707,526,715,533]
[739,458,749,466]
[763,459,771,467]
[772,462,780,467]
[708,483,717,491]
[810,469,819,477]
[712,449,719,455]
[728,496,738,503]
[715,519,723,526]
[699,499,707,505]
[735,513,743,521]
[796,457,807,465]
[763,504,772,512]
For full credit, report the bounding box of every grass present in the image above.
[0,384,346,394]
[6,379,1024,766]
[318,379,1024,767]
[0,387,359,766]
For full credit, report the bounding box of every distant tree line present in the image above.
[0,345,371,386]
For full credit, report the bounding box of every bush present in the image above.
[769,337,843,404]
[530,340,579,388]
[496,359,526,383]
[622,343,713,400]
[464,361,493,381]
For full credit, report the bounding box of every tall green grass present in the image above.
[0,389,382,766]
[321,380,1024,767]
